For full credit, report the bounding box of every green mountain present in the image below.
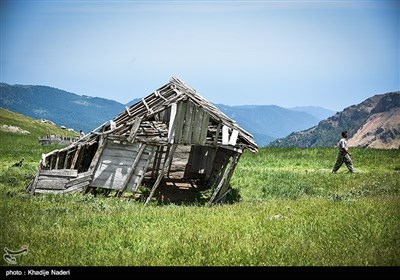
[1,83,326,147]
[0,83,124,133]
[269,91,400,149]
[214,104,320,147]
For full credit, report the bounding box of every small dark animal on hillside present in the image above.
[11,158,24,167]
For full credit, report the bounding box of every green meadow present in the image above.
[0,108,399,266]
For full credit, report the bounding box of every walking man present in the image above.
[332,130,354,173]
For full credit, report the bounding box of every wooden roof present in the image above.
[93,77,258,152]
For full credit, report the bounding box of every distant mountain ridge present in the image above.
[0,83,330,146]
[214,104,321,146]
[0,83,124,133]
[289,106,335,120]
[269,91,400,149]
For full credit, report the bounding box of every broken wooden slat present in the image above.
[41,154,47,167]
[167,103,177,144]
[63,152,70,169]
[66,174,92,188]
[130,146,156,192]
[155,90,168,101]
[55,153,60,170]
[172,101,186,144]
[213,188,231,204]
[88,137,106,171]
[142,98,152,113]
[151,145,167,178]
[64,181,90,193]
[39,169,78,178]
[215,153,241,202]
[199,112,210,145]
[145,144,177,205]
[34,189,65,195]
[213,122,222,145]
[219,145,243,154]
[27,162,41,194]
[35,178,69,190]
[128,146,156,192]
[228,129,239,146]
[127,116,143,142]
[191,105,204,145]
[34,182,87,194]
[100,149,138,160]
[49,155,54,170]
[70,145,82,169]
[208,153,240,206]
[222,125,230,145]
[125,106,132,116]
[118,143,146,196]
[181,101,194,144]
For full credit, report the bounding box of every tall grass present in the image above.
[1,193,398,266]
[1,109,399,266]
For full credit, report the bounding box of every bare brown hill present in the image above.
[269,91,400,149]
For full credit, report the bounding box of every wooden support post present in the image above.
[131,146,156,192]
[207,153,240,206]
[117,143,146,197]
[27,160,43,194]
[88,137,106,171]
[145,144,177,205]
[86,137,107,192]
[213,122,222,145]
[213,189,232,204]
[216,153,242,202]
[70,145,82,169]
[127,117,143,142]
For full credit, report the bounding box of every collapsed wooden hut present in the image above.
[27,77,258,205]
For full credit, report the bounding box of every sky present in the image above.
[0,0,399,111]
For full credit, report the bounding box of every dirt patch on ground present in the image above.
[156,179,208,204]
[0,124,30,134]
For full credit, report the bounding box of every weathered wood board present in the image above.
[91,141,141,190]
[125,145,156,192]
[40,169,78,178]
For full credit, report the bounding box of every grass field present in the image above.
[1,108,399,266]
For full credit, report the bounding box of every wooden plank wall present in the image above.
[211,152,241,204]
[125,145,156,192]
[91,141,141,190]
[184,146,217,180]
[145,145,211,180]
[44,140,98,173]
[32,170,92,195]
[167,145,191,178]
[207,147,234,191]
[172,101,210,146]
